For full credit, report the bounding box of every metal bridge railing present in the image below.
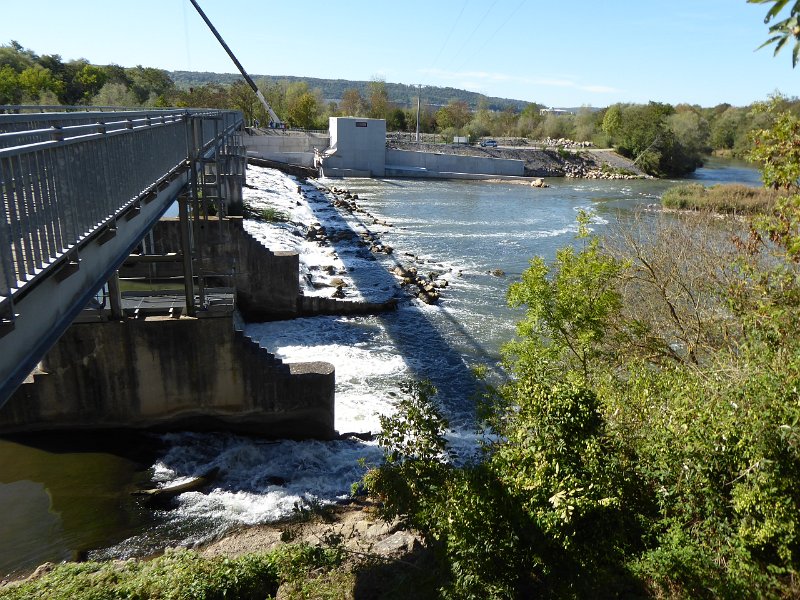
[0,108,243,312]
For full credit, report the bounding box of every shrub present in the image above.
[365,204,800,597]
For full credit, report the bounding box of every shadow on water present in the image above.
[0,430,163,576]
[300,182,489,426]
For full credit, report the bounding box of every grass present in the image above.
[241,202,289,223]
[0,541,436,600]
[0,548,282,600]
[661,183,785,215]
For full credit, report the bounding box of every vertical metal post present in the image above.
[108,271,123,320]
[178,195,196,317]
[214,117,224,220]
[416,84,421,142]
[189,116,206,309]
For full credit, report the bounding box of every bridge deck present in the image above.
[0,108,245,405]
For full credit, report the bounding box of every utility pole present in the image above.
[415,84,421,142]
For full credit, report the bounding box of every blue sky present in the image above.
[2,0,798,107]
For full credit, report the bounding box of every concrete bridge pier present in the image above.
[0,109,337,439]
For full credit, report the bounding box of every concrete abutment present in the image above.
[0,314,335,439]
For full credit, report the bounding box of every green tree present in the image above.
[709,105,745,150]
[258,79,288,122]
[667,106,710,157]
[229,80,260,124]
[92,82,138,107]
[601,103,622,136]
[286,90,321,129]
[0,64,21,104]
[126,65,174,104]
[386,107,407,131]
[367,77,389,120]
[172,83,229,109]
[0,40,36,72]
[338,88,365,117]
[436,99,471,131]
[76,64,108,102]
[540,112,575,139]
[17,65,61,101]
[749,96,800,189]
[573,106,599,141]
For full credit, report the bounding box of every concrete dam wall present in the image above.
[0,212,399,438]
[243,129,329,168]
[0,315,335,439]
[385,148,525,179]
[123,217,398,322]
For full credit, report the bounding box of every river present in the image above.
[0,158,762,577]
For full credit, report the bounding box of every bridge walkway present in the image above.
[0,107,245,405]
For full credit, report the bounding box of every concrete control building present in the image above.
[322,117,387,177]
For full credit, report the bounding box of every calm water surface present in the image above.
[0,159,760,576]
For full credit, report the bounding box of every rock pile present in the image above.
[390,265,447,304]
[541,137,593,149]
[562,164,641,180]
[305,223,328,243]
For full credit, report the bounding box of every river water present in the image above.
[0,159,761,577]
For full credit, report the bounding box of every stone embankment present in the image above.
[386,140,648,180]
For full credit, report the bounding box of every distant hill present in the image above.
[169,70,531,112]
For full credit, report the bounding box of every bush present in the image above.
[365,204,800,597]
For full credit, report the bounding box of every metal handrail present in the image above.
[0,108,243,307]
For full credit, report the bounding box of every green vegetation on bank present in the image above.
[661,183,783,213]
[358,93,800,598]
[0,548,282,600]
[662,96,800,214]
[0,544,353,600]
[365,200,800,597]
[2,39,798,178]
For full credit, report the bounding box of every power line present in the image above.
[455,0,525,72]
[445,0,500,71]
[430,1,469,71]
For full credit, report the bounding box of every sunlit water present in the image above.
[0,159,760,576]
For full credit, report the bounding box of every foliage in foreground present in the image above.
[365,205,800,598]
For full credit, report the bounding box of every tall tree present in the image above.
[367,77,389,120]
[0,65,20,104]
[436,99,471,131]
[229,80,260,124]
[338,88,365,117]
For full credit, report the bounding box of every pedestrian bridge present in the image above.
[0,107,245,406]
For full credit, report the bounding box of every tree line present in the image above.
[2,39,798,177]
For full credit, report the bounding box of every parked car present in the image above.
[480,139,498,147]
